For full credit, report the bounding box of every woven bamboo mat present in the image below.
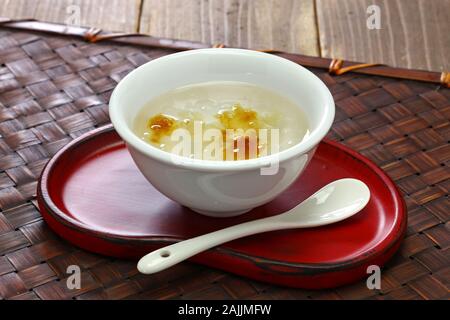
[0,27,448,300]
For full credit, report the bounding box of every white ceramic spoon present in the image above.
[137,178,370,274]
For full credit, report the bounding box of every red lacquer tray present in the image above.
[37,124,407,289]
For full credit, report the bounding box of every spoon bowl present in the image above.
[279,178,370,227]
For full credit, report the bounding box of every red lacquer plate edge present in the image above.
[37,124,407,289]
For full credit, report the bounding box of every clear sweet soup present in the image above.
[133,81,310,161]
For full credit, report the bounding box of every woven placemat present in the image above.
[0,26,448,300]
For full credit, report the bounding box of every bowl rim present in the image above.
[109,48,335,172]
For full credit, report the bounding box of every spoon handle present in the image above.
[138,215,281,274]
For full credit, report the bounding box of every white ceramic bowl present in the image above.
[109,48,335,217]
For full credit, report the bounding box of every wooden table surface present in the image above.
[1,0,448,72]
